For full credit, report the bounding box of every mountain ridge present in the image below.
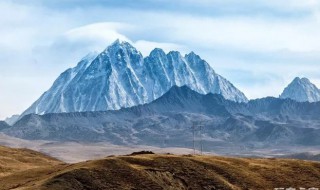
[280,77,320,102]
[6,86,320,147]
[21,40,247,117]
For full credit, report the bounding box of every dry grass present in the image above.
[0,146,62,177]
[0,146,319,190]
[0,146,65,190]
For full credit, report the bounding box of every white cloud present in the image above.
[134,40,188,56]
[1,0,320,119]
[164,16,320,52]
[63,22,132,51]
[33,22,186,68]
[32,22,132,70]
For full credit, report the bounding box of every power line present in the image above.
[192,123,204,155]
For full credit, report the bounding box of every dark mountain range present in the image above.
[0,121,11,130]
[4,86,320,149]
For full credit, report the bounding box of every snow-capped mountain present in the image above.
[22,40,247,116]
[280,77,320,102]
[4,114,20,125]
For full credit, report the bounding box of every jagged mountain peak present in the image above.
[185,51,200,60]
[4,114,20,126]
[80,51,99,61]
[158,85,200,99]
[149,48,166,57]
[280,77,320,102]
[105,39,139,54]
[21,40,248,116]
[110,38,131,46]
[292,77,311,83]
[167,50,183,59]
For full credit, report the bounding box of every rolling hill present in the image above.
[0,146,319,190]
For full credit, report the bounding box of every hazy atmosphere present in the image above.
[1,2,320,189]
[1,0,320,119]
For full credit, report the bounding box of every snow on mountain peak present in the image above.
[111,38,129,46]
[21,40,248,116]
[149,48,166,57]
[80,51,99,61]
[185,51,200,60]
[106,39,138,53]
[293,77,311,84]
[280,77,320,102]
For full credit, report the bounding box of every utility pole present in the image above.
[192,123,204,155]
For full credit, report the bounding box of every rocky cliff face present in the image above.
[280,77,320,102]
[22,40,247,116]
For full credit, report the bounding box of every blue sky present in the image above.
[1,0,320,119]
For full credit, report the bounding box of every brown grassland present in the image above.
[0,146,319,190]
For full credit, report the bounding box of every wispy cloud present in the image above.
[0,0,320,118]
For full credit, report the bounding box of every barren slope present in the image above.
[35,154,320,190]
[0,147,319,190]
[0,146,65,190]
